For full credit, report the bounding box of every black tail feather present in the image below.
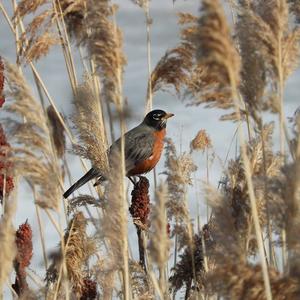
[63,168,100,198]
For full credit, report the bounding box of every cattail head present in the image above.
[0,126,14,199]
[129,176,150,227]
[15,221,33,270]
[12,221,33,296]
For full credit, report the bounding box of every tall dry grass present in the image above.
[0,0,299,299]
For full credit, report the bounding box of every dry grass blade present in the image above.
[3,62,62,210]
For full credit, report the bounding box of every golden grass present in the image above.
[0,0,299,299]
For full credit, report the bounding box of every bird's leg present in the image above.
[128,176,136,186]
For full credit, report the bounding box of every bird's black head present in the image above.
[143,109,174,130]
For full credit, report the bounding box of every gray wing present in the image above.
[109,125,155,172]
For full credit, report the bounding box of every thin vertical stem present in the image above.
[144,1,153,113]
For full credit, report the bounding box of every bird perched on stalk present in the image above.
[63,109,174,198]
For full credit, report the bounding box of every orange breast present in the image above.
[127,129,166,176]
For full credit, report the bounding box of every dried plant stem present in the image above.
[275,0,288,272]
[54,0,78,88]
[35,205,48,271]
[144,0,153,113]
[112,10,130,298]
[44,209,70,300]
[228,67,273,300]
[148,270,164,299]
[136,228,146,270]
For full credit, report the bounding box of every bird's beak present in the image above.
[163,113,174,120]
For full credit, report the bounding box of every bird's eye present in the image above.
[152,113,161,120]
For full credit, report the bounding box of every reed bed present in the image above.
[0,0,299,299]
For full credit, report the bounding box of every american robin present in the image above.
[63,109,174,198]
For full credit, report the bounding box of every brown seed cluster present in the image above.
[129,176,150,227]
[80,277,98,300]
[0,58,14,199]
[12,221,33,296]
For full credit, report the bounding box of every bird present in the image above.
[63,109,174,198]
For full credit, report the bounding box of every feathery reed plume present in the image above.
[3,62,62,210]
[129,260,153,299]
[46,212,96,298]
[237,0,300,121]
[94,259,116,300]
[194,0,240,115]
[72,80,109,174]
[220,123,282,253]
[150,13,235,115]
[164,139,197,247]
[289,107,300,158]
[47,105,66,159]
[149,13,195,97]
[12,221,33,296]
[25,32,59,62]
[14,2,59,63]
[150,39,194,96]
[60,0,86,42]
[100,150,129,297]
[267,145,300,275]
[15,0,48,18]
[169,234,204,299]
[207,261,300,299]
[0,191,17,292]
[148,182,171,296]
[80,0,126,106]
[190,129,212,153]
[67,194,102,215]
[129,176,150,269]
